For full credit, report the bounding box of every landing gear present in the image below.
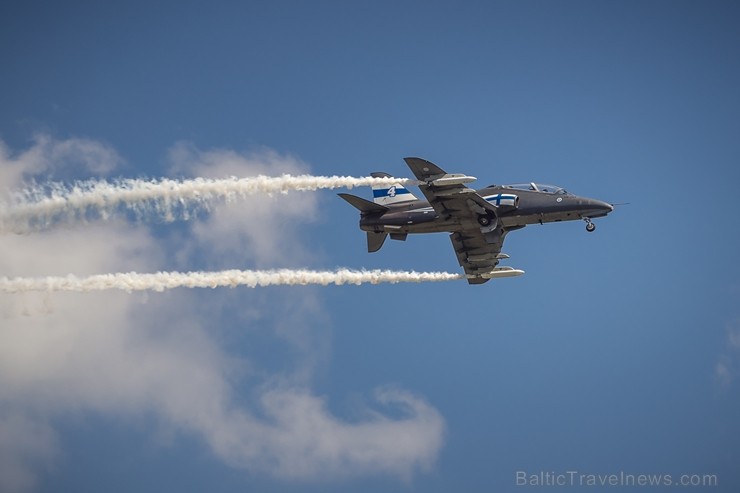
[477,214,493,227]
[584,218,596,232]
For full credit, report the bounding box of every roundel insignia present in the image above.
[387,186,397,197]
[556,197,562,202]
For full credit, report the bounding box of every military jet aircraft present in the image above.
[339,157,614,284]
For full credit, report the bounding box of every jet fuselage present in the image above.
[359,185,613,235]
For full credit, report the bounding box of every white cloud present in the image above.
[715,356,733,388]
[248,387,444,480]
[166,141,321,268]
[0,412,56,493]
[715,319,740,388]
[0,136,445,491]
[0,134,122,192]
[728,322,740,350]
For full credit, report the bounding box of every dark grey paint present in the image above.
[340,157,614,284]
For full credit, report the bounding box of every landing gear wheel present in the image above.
[477,214,492,226]
[586,222,596,232]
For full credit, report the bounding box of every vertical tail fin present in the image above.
[367,232,388,252]
[370,172,418,205]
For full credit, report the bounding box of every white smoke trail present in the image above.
[0,175,415,233]
[0,268,464,293]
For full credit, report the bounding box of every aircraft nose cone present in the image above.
[582,198,613,218]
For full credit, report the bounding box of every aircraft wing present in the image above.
[404,157,497,225]
[404,157,522,284]
[450,229,510,284]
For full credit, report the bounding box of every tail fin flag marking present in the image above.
[370,172,418,205]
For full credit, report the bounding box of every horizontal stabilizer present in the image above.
[338,193,389,214]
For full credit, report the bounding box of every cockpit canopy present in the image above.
[493,182,572,195]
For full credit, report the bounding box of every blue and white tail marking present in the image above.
[371,172,418,205]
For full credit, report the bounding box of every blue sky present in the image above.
[1,1,739,492]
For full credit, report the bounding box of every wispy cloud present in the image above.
[0,412,57,493]
[0,134,122,189]
[715,318,740,388]
[0,136,445,492]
